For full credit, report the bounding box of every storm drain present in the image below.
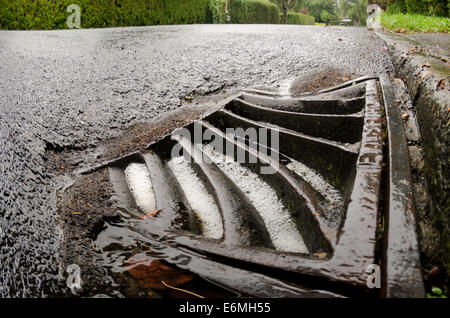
[78,75,424,298]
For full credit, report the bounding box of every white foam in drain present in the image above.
[286,159,343,206]
[124,163,156,213]
[167,156,223,239]
[202,144,308,254]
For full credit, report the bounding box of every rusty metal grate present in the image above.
[78,75,424,298]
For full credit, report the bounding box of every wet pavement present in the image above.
[399,32,450,60]
[0,24,393,297]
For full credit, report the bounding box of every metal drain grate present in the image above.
[78,75,424,298]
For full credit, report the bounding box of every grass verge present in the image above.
[381,13,450,33]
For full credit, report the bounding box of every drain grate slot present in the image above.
[204,109,359,195]
[238,92,366,115]
[226,98,364,143]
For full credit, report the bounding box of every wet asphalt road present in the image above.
[0,24,393,297]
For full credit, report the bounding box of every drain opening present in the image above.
[202,143,308,254]
[167,156,223,240]
[124,163,156,214]
[63,76,409,297]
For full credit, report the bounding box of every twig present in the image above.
[139,209,162,219]
[161,281,204,298]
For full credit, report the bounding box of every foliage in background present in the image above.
[283,11,315,24]
[385,0,408,14]
[405,0,448,17]
[276,0,298,23]
[209,0,228,23]
[304,0,338,25]
[381,12,450,32]
[269,0,316,23]
[0,0,215,30]
[0,0,319,29]
[386,0,449,17]
[228,0,280,23]
[340,0,367,25]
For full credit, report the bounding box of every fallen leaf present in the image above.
[72,211,82,215]
[437,79,445,90]
[341,76,351,82]
[139,209,162,219]
[422,62,431,68]
[313,212,320,217]
[314,252,327,259]
[338,38,343,41]
[428,266,439,277]
[127,259,194,290]
[401,113,409,120]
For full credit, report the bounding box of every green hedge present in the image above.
[0,0,214,30]
[209,0,227,24]
[228,0,280,24]
[1,0,287,30]
[405,0,449,17]
[283,12,315,25]
[387,0,449,17]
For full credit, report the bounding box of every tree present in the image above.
[277,0,298,24]
[305,0,338,25]
[340,0,368,25]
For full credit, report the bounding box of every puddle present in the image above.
[93,221,239,298]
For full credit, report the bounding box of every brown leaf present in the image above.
[401,113,409,120]
[314,252,327,259]
[127,259,194,290]
[341,75,351,82]
[338,38,343,41]
[437,79,445,90]
[429,266,439,277]
[139,209,162,219]
[422,62,431,68]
